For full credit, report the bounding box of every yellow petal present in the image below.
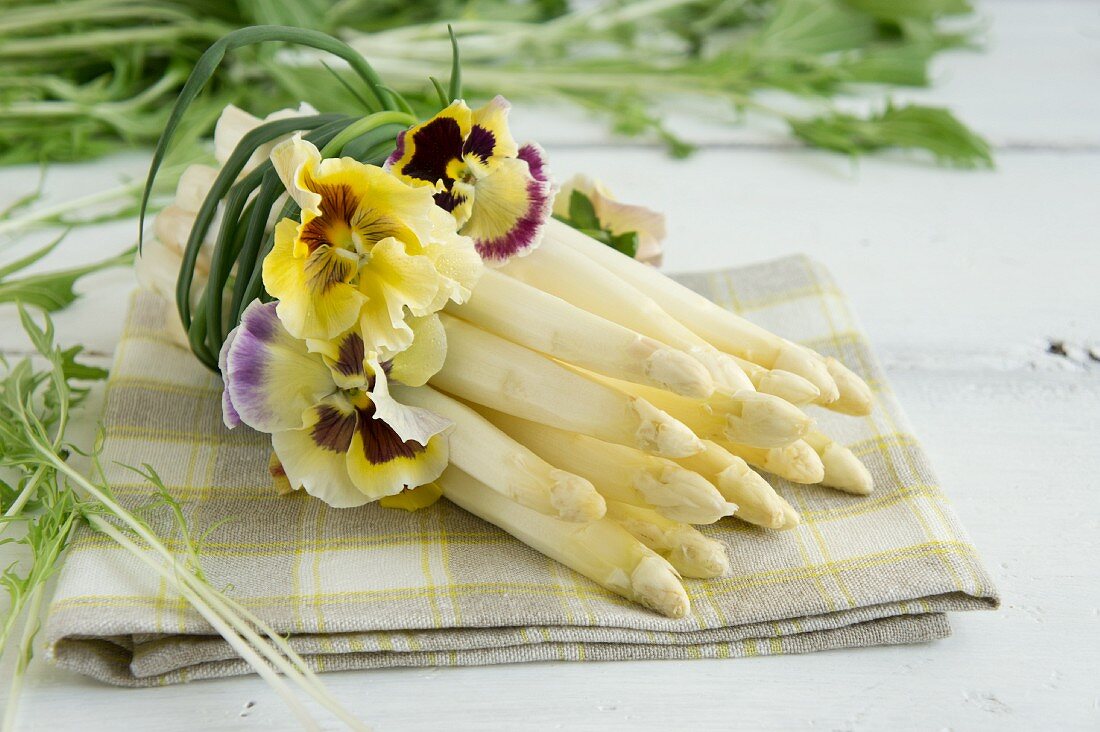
[263,218,366,341]
[270,134,324,215]
[386,100,473,188]
[387,314,447,387]
[357,237,446,358]
[272,395,370,508]
[345,420,450,501]
[379,482,443,511]
[306,328,368,391]
[468,95,519,160]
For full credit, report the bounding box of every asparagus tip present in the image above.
[631,399,704,458]
[689,347,756,393]
[765,440,825,484]
[643,346,715,399]
[757,368,821,406]
[548,469,608,521]
[824,357,875,416]
[631,555,690,619]
[637,467,736,525]
[776,496,801,530]
[820,444,875,495]
[710,465,787,529]
[775,344,839,404]
[727,391,812,448]
[674,534,731,579]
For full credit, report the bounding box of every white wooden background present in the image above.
[1,1,1098,729]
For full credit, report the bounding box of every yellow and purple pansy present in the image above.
[220,300,451,507]
[385,96,552,264]
[262,135,483,356]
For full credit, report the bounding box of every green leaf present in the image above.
[755,0,877,56]
[842,0,973,22]
[789,103,993,167]
[567,190,601,231]
[58,346,108,383]
[0,245,134,313]
[608,231,640,258]
[0,232,66,280]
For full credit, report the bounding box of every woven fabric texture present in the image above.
[44,256,998,686]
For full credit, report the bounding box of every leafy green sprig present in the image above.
[1,0,990,167]
[0,305,367,730]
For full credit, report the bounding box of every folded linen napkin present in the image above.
[44,255,998,686]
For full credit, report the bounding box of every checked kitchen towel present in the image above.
[44,255,998,685]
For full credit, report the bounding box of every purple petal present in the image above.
[384,130,406,170]
[397,116,464,185]
[475,172,553,263]
[463,125,496,162]
[222,300,334,433]
[218,326,242,429]
[518,143,549,183]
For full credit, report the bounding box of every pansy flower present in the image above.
[385,96,553,264]
[553,174,667,267]
[220,300,451,507]
[262,135,482,356]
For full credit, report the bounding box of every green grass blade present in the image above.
[173,113,345,331]
[140,25,394,251]
[447,25,462,101]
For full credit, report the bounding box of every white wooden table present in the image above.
[1,1,1097,728]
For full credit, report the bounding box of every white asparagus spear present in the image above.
[479,408,736,525]
[500,239,755,394]
[597,377,812,449]
[438,467,690,618]
[674,441,799,530]
[447,269,714,398]
[802,431,875,495]
[433,314,703,458]
[394,385,607,521]
[604,501,730,579]
[823,357,874,416]
[544,219,845,404]
[720,439,825,485]
[728,355,821,406]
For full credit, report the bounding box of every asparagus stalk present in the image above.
[394,385,607,521]
[598,376,811,449]
[438,467,690,619]
[480,408,736,525]
[802,430,875,495]
[674,441,798,530]
[545,219,849,405]
[432,314,704,458]
[604,501,730,579]
[720,439,825,486]
[729,355,820,406]
[448,269,714,398]
[499,240,755,394]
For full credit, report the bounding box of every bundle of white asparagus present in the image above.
[139,95,876,619]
